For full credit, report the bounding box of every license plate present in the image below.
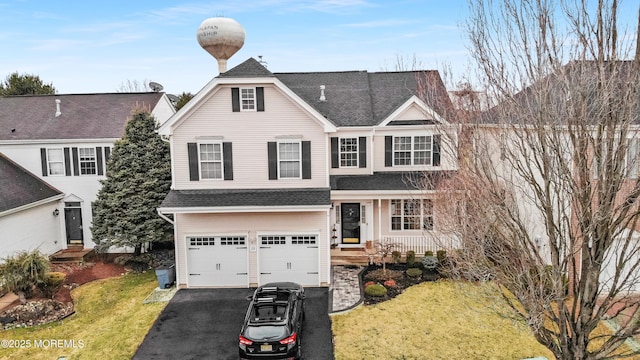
[260,344,272,352]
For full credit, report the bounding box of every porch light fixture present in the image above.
[53,209,60,216]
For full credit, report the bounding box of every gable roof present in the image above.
[275,67,454,126]
[0,152,63,215]
[0,92,166,141]
[217,57,275,78]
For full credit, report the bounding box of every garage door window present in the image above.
[291,235,317,245]
[261,236,286,245]
[190,237,215,246]
[220,236,246,245]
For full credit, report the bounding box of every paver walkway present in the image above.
[331,265,363,312]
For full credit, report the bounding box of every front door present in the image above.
[341,203,360,244]
[64,202,83,245]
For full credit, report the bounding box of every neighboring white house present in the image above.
[158,58,460,288]
[0,92,175,254]
[0,152,64,260]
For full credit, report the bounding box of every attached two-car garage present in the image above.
[186,233,320,287]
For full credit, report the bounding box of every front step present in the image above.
[331,248,371,266]
[50,248,95,263]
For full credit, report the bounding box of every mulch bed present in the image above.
[361,263,441,305]
[0,261,128,330]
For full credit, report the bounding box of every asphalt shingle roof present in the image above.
[220,58,454,127]
[330,171,455,191]
[160,188,331,208]
[0,92,165,140]
[0,152,62,213]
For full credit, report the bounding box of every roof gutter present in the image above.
[156,209,175,225]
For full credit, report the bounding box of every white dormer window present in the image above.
[394,136,432,166]
[340,138,358,167]
[241,88,256,111]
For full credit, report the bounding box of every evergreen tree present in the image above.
[0,72,56,95]
[91,110,172,255]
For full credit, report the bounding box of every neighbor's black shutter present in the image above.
[187,143,199,181]
[104,147,111,166]
[256,87,265,112]
[40,148,48,176]
[96,147,104,175]
[432,134,441,166]
[231,88,240,112]
[268,142,278,180]
[223,142,233,180]
[384,136,393,167]
[72,147,79,176]
[358,136,367,168]
[330,137,339,168]
[302,141,311,179]
[64,148,72,176]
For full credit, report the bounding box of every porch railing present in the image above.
[380,234,460,255]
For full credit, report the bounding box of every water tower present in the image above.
[197,17,245,73]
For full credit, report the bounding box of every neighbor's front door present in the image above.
[64,202,83,245]
[341,203,360,244]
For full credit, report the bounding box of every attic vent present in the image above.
[319,85,326,102]
[55,99,61,117]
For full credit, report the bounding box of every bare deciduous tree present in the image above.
[434,0,640,358]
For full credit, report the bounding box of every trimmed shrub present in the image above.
[406,268,422,278]
[39,272,66,298]
[0,250,50,301]
[425,250,434,257]
[391,251,401,264]
[410,260,425,270]
[365,283,387,297]
[406,251,416,267]
[422,255,438,271]
[436,250,447,264]
[383,279,397,288]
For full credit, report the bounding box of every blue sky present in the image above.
[0,0,470,95]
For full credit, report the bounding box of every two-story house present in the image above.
[0,92,175,258]
[158,58,460,288]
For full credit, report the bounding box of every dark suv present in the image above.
[239,282,305,360]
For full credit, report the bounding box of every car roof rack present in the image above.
[256,297,275,303]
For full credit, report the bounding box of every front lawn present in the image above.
[332,280,554,360]
[0,271,165,360]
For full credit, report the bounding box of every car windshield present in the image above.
[245,325,287,340]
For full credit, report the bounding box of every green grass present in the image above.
[0,271,166,360]
[331,280,554,360]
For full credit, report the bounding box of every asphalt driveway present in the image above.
[133,287,334,360]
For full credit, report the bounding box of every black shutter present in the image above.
[385,136,393,167]
[40,148,48,176]
[256,87,265,112]
[432,134,441,166]
[330,137,339,168]
[96,147,104,175]
[72,147,79,176]
[358,136,367,168]
[187,143,199,181]
[231,88,240,112]
[104,147,111,166]
[64,148,71,176]
[302,141,311,179]
[268,142,278,180]
[223,142,233,180]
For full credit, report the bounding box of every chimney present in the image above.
[319,85,326,102]
[55,99,61,117]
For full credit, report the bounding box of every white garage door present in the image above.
[259,234,319,286]
[187,235,248,287]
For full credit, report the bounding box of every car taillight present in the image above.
[279,333,297,345]
[239,335,253,346]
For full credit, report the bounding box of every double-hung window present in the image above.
[199,143,223,179]
[241,88,255,111]
[278,141,301,178]
[390,199,434,231]
[394,136,432,166]
[340,138,358,167]
[79,148,97,175]
[47,148,65,175]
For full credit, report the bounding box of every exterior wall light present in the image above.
[53,209,60,216]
